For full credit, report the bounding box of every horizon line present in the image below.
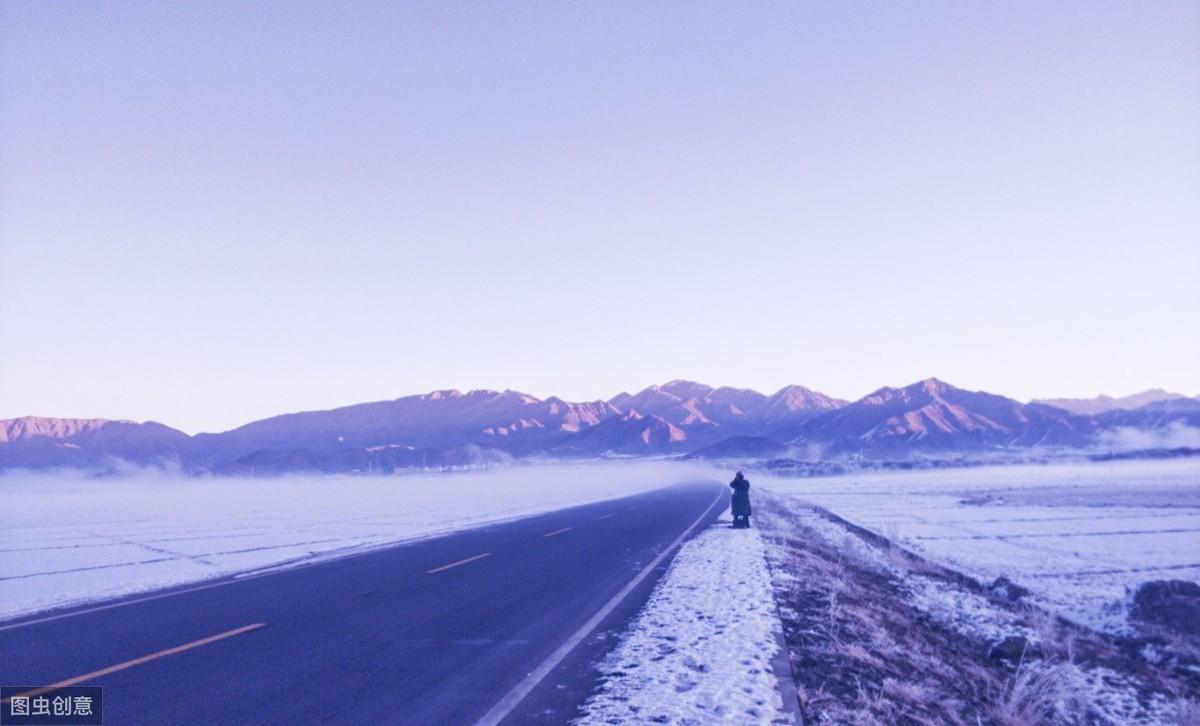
[3,377,1195,437]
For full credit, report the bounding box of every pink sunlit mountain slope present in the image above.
[3,379,1196,474]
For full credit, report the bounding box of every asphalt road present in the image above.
[0,481,726,725]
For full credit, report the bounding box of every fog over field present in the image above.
[3,458,1197,638]
[0,461,723,620]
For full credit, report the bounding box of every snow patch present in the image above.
[1073,666,1179,725]
[577,514,793,725]
[902,575,1037,645]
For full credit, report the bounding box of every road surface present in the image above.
[0,481,725,725]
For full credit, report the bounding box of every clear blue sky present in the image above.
[2,2,1197,434]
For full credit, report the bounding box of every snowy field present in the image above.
[0,462,717,621]
[758,458,1200,635]
[578,510,792,725]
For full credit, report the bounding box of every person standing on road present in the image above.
[729,471,752,528]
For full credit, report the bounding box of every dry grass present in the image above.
[844,642,886,669]
[984,657,1086,726]
[756,501,1004,725]
[756,492,1200,726]
[884,677,936,705]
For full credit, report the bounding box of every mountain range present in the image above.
[1033,388,1188,415]
[2,380,1197,474]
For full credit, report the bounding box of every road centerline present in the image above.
[425,552,492,574]
[542,527,572,538]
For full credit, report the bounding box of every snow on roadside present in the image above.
[0,462,718,620]
[576,513,793,725]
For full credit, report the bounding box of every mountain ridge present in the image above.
[1033,389,1188,416]
[3,379,1195,473]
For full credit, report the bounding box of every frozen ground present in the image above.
[0,462,715,621]
[756,497,1192,725]
[576,511,793,725]
[757,458,1200,635]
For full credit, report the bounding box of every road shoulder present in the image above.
[575,509,796,724]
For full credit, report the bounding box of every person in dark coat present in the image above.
[730,471,752,528]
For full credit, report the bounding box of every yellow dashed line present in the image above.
[2,623,267,703]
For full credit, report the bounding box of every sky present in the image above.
[1,2,1197,434]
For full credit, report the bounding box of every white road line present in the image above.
[473,486,726,726]
[0,498,657,632]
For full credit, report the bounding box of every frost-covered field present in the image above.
[756,499,1191,725]
[758,458,1200,635]
[0,462,714,621]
